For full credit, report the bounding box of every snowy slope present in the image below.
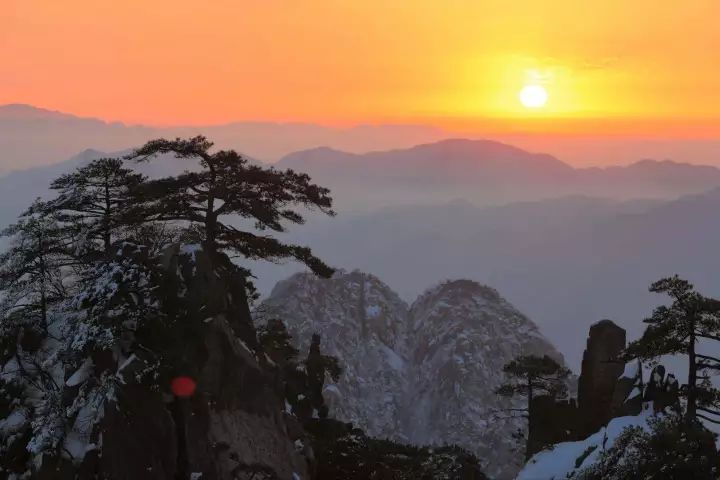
[257,272,566,479]
[518,405,656,479]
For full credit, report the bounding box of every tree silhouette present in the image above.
[126,136,335,276]
[258,318,300,366]
[27,158,145,256]
[0,215,67,329]
[495,354,570,458]
[625,276,720,425]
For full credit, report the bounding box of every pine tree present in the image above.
[27,157,145,256]
[625,276,720,425]
[0,215,67,330]
[495,354,570,458]
[258,318,300,366]
[126,136,335,276]
[573,412,720,480]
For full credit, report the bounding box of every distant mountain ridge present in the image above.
[0,104,446,172]
[258,271,566,479]
[278,139,720,209]
[3,103,720,172]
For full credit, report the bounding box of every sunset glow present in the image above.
[2,0,719,135]
[519,85,548,109]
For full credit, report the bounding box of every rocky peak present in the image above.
[577,319,626,435]
[259,270,409,440]
[259,271,566,479]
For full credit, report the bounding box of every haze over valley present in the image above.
[3,107,720,369]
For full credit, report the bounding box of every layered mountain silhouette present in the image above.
[4,104,719,173]
[0,104,445,172]
[4,134,720,217]
[279,139,720,209]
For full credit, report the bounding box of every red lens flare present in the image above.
[171,376,197,397]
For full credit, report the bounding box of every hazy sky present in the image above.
[2,0,719,136]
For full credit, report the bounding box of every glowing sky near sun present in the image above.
[1,0,718,134]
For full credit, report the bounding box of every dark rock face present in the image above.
[577,320,626,435]
[610,360,643,418]
[305,418,488,480]
[527,396,581,456]
[96,384,178,479]
[87,245,308,480]
[645,366,681,414]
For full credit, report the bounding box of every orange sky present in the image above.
[2,0,719,135]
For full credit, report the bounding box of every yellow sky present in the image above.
[2,0,719,134]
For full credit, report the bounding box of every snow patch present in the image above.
[66,358,93,387]
[619,359,640,380]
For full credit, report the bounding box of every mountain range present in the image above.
[3,104,719,175]
[4,135,720,218]
[0,104,445,173]
[279,139,720,209]
[257,271,565,479]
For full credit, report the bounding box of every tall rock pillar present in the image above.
[577,319,626,436]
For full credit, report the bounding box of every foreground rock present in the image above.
[306,418,488,480]
[45,245,307,479]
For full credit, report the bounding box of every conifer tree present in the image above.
[127,136,335,276]
[258,318,300,366]
[0,215,67,329]
[625,276,720,424]
[496,354,570,407]
[573,412,720,480]
[496,354,571,457]
[27,157,145,256]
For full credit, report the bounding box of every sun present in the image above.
[519,85,548,109]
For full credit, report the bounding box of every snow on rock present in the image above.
[518,404,656,480]
[0,409,27,436]
[65,358,94,387]
[619,359,640,380]
[258,273,566,480]
[406,279,565,479]
[259,270,410,440]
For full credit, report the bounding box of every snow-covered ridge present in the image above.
[257,271,565,479]
[518,405,656,480]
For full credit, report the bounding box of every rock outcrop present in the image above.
[90,245,309,479]
[258,271,566,479]
[524,318,680,462]
[577,319,627,435]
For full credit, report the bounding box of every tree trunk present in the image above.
[205,167,217,250]
[38,235,47,327]
[687,314,697,423]
[525,376,534,460]
[104,179,112,253]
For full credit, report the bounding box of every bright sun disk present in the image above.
[519,85,548,109]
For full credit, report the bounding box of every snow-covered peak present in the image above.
[258,271,565,479]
